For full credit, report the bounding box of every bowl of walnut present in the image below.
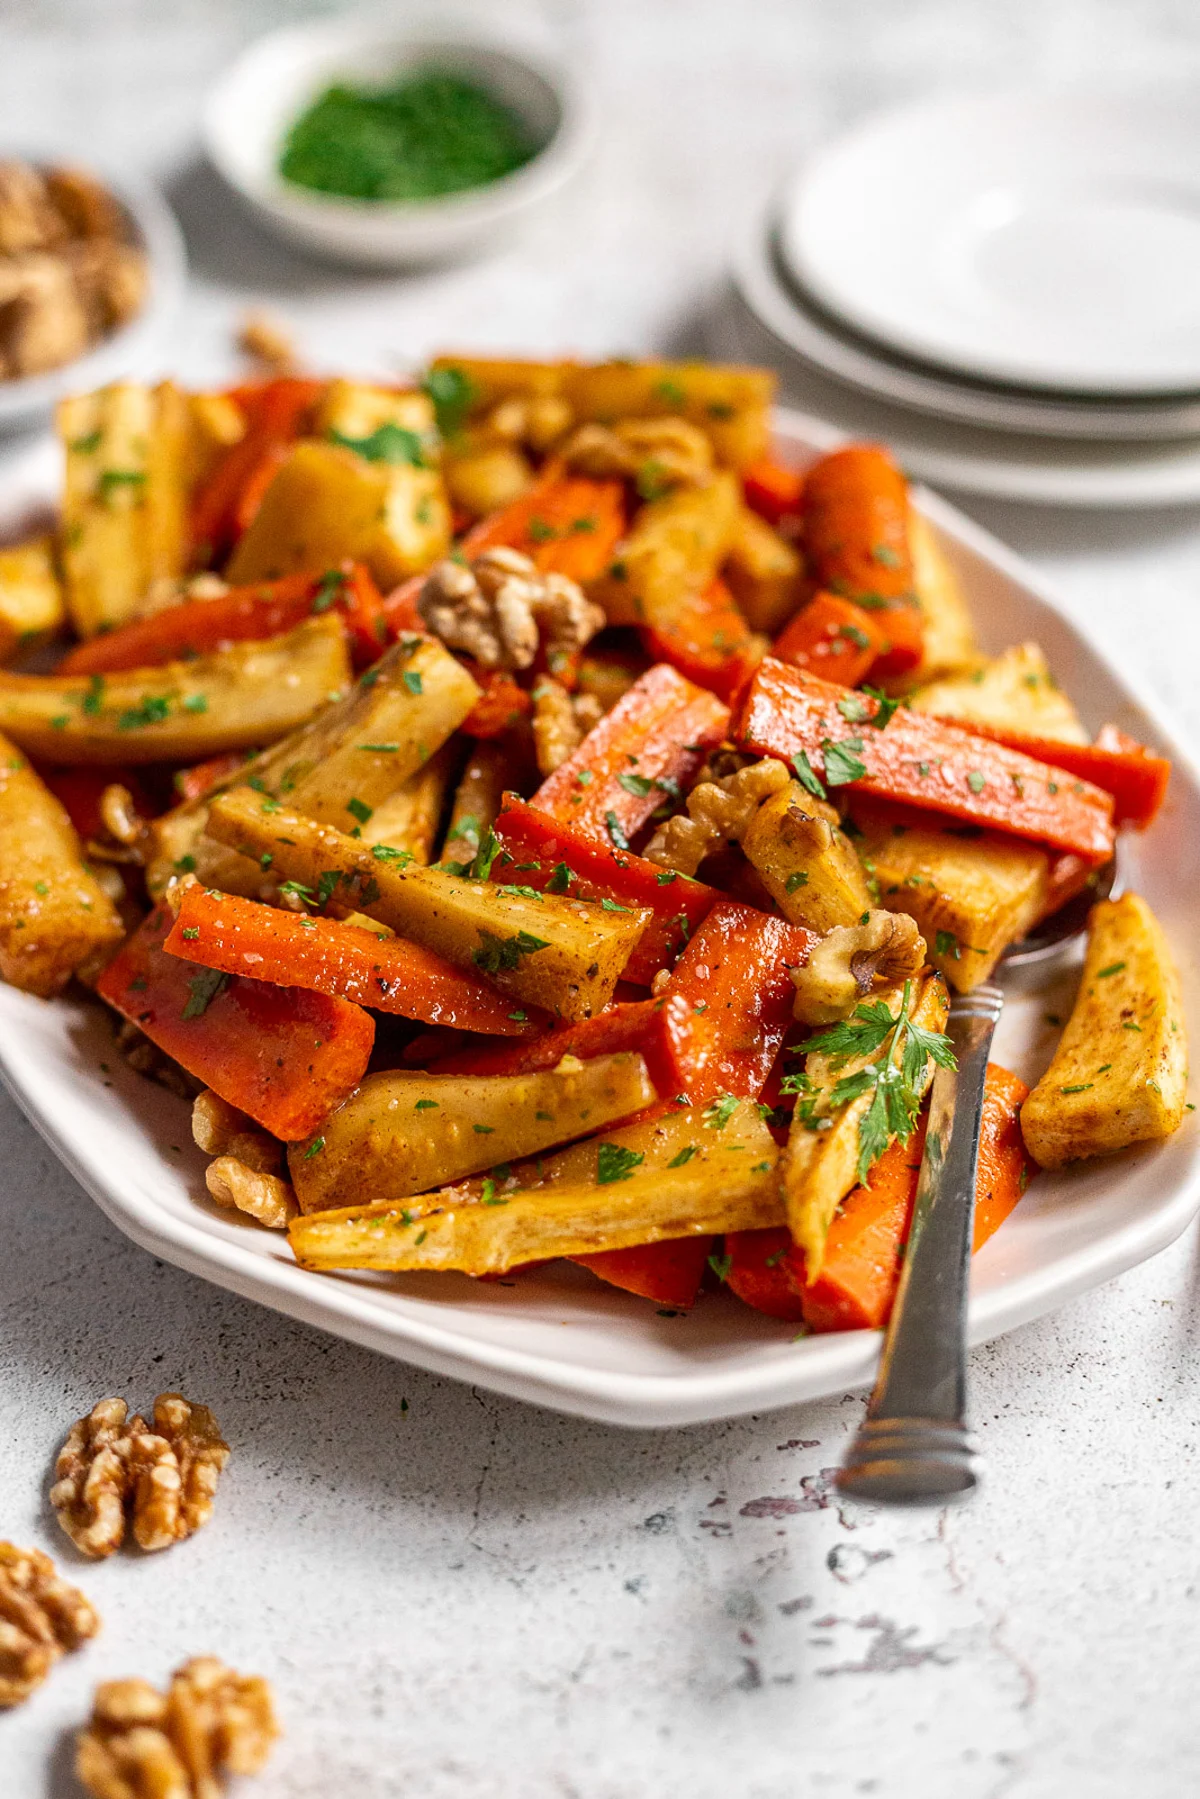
[0,152,185,432]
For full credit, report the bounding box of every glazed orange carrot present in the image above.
[664,901,814,1105]
[163,886,544,1037]
[773,591,886,688]
[961,721,1170,830]
[742,458,805,529]
[533,663,729,845]
[802,445,923,678]
[640,575,763,703]
[461,668,533,737]
[736,661,1116,862]
[796,1065,1035,1334]
[172,751,253,805]
[381,466,626,640]
[575,1238,714,1309]
[96,905,373,1140]
[492,794,718,985]
[190,378,325,566]
[59,565,387,675]
[724,1226,806,1321]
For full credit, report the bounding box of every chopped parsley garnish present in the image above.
[605,811,630,850]
[331,422,427,467]
[862,685,901,728]
[181,926,200,941]
[966,770,986,794]
[82,675,105,717]
[668,1145,697,1168]
[415,1099,438,1110]
[656,869,678,886]
[1096,961,1126,978]
[371,844,414,865]
[311,568,349,613]
[97,468,146,503]
[181,967,228,1020]
[421,365,476,436]
[303,1136,326,1159]
[402,669,424,695]
[468,827,501,881]
[117,694,171,731]
[707,1252,733,1283]
[472,928,549,975]
[791,981,957,1183]
[821,737,867,787]
[617,772,654,797]
[935,930,960,960]
[547,862,573,894]
[347,797,373,826]
[785,871,808,893]
[792,749,827,802]
[1061,1084,1093,1094]
[597,1142,645,1184]
[703,1094,739,1131]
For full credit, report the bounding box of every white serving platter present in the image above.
[2,414,1198,1428]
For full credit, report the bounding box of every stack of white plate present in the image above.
[726,88,1200,506]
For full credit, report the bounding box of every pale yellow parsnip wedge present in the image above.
[1022,893,1188,1167]
[289,1053,658,1212]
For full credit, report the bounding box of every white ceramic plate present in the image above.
[2,417,1198,1428]
[732,196,1200,442]
[203,12,595,267]
[780,89,1200,396]
[727,239,1200,508]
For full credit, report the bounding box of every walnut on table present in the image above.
[0,1542,99,1709]
[51,1394,230,1560]
[418,547,604,677]
[77,1657,279,1799]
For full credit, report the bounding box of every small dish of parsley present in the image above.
[204,22,592,266]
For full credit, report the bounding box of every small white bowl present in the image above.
[0,151,186,436]
[202,12,596,267]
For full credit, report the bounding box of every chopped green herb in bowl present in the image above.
[279,70,537,204]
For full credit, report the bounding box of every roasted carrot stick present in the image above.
[461,668,533,738]
[664,900,814,1105]
[802,445,923,678]
[492,794,718,985]
[959,721,1170,831]
[640,576,763,704]
[773,591,886,688]
[59,565,387,676]
[533,663,729,846]
[96,905,373,1140]
[795,1065,1035,1333]
[190,378,325,566]
[575,1237,714,1309]
[724,1226,806,1321]
[742,458,805,529]
[163,885,544,1036]
[736,661,1116,862]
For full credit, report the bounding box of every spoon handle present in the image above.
[837,982,1004,1506]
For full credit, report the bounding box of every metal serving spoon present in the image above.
[836,857,1118,1507]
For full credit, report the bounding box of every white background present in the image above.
[2,3,1200,1795]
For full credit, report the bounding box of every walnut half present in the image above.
[77,1657,279,1799]
[791,910,927,1026]
[51,1395,230,1560]
[0,1542,99,1708]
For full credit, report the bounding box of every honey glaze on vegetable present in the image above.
[0,355,1187,1337]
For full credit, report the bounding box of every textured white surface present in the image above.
[3,2,1200,1794]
